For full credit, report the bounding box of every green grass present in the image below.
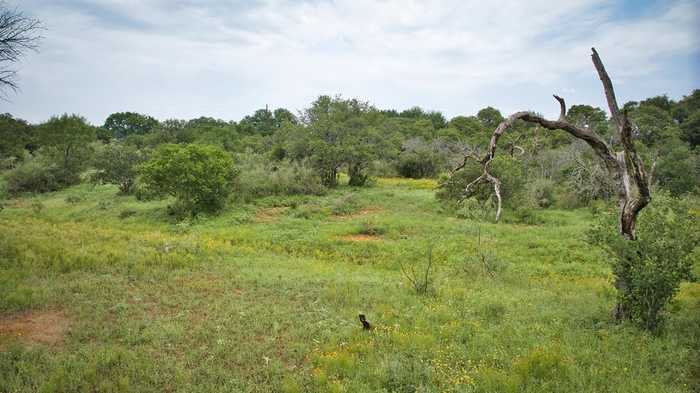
[0,179,698,392]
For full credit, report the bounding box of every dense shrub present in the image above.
[396,138,445,179]
[233,155,326,200]
[5,157,61,194]
[138,144,236,217]
[654,142,698,196]
[587,192,699,331]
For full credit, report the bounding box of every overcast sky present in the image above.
[4,0,700,125]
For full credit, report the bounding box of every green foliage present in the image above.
[654,140,698,196]
[103,112,159,139]
[5,155,61,194]
[525,178,556,208]
[396,138,441,179]
[92,142,147,194]
[299,95,391,187]
[233,154,326,200]
[587,192,699,331]
[138,144,236,217]
[437,155,526,207]
[476,106,504,129]
[566,105,609,136]
[0,113,32,161]
[681,110,700,148]
[33,114,96,187]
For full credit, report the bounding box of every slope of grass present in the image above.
[0,180,698,392]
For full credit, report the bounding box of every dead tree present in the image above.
[0,5,42,94]
[452,48,651,319]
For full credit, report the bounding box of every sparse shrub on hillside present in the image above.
[138,144,236,217]
[463,226,506,278]
[400,244,436,295]
[587,192,699,331]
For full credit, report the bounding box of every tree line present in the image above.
[1,90,698,216]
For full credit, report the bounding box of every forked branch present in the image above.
[453,48,650,238]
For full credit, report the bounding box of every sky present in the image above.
[3,0,700,125]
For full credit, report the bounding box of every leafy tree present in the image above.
[103,112,159,139]
[0,113,31,162]
[639,95,674,112]
[344,116,394,186]
[34,114,95,185]
[654,141,698,196]
[239,107,297,136]
[680,110,700,148]
[138,144,235,217]
[566,105,608,136]
[449,115,483,138]
[426,111,447,130]
[629,104,679,147]
[93,143,146,194]
[301,96,375,187]
[476,107,504,129]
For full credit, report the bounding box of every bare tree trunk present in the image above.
[450,48,651,321]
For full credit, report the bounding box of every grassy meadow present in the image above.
[0,177,698,392]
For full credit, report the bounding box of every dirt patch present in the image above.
[0,309,71,348]
[255,207,288,223]
[340,234,382,242]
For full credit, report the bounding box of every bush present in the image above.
[396,138,447,179]
[5,157,61,194]
[138,144,236,217]
[587,192,699,331]
[233,154,326,201]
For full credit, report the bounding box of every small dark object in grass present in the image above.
[358,314,372,330]
[119,208,137,219]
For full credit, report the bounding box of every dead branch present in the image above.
[453,48,650,239]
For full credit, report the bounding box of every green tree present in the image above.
[566,105,608,136]
[302,96,374,187]
[476,107,504,130]
[449,115,483,138]
[654,140,698,196]
[630,104,679,147]
[103,112,159,139]
[138,144,235,217]
[35,114,96,185]
[680,110,700,148]
[0,113,31,162]
[93,142,146,194]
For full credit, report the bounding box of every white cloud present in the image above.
[5,0,699,124]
